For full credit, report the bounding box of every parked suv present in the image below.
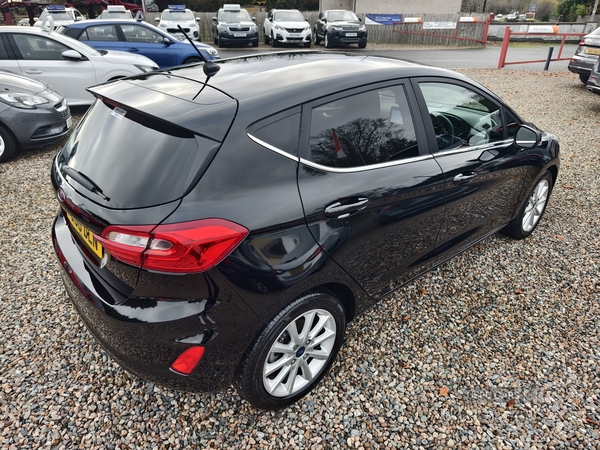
[51,52,559,410]
[314,9,367,48]
[264,9,311,47]
[211,4,258,47]
[568,26,600,84]
[34,5,84,29]
[156,4,200,41]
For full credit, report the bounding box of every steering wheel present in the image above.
[429,112,455,150]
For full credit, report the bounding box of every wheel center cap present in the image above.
[295,346,305,358]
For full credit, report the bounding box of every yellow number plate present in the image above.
[584,47,600,55]
[66,213,104,259]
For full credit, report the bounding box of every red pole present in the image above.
[557,35,566,59]
[498,26,511,69]
[482,13,493,46]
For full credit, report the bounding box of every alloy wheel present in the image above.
[522,178,549,232]
[262,308,337,397]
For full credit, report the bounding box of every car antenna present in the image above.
[177,25,220,78]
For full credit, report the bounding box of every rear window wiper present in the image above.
[61,165,110,201]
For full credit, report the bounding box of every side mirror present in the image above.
[62,49,82,61]
[155,17,160,23]
[514,124,541,149]
[34,16,39,21]
[195,17,200,21]
[212,17,217,22]
[322,18,327,23]
[163,37,173,45]
[252,16,256,22]
[359,17,362,22]
[75,16,82,22]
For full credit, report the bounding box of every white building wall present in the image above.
[320,0,354,11]
[354,0,462,14]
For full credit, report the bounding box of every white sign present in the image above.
[423,21,457,30]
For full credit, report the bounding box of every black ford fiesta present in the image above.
[51,52,559,410]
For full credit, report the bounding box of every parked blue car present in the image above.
[58,20,219,69]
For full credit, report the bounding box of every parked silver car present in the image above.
[568,26,600,84]
[0,70,71,162]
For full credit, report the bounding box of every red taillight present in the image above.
[95,219,248,273]
[170,346,205,375]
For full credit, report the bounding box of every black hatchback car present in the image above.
[52,52,559,410]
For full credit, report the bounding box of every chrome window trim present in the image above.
[247,133,300,162]
[433,139,513,157]
[299,154,434,173]
[248,131,433,172]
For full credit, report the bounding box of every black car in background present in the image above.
[51,52,560,410]
[568,26,600,84]
[0,70,71,162]
[211,3,258,47]
[314,9,367,48]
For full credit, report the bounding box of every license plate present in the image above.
[289,34,300,37]
[66,116,72,129]
[66,212,104,259]
[585,47,600,55]
[234,33,246,37]
[346,32,357,37]
[288,264,305,276]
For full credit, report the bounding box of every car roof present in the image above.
[138,52,468,106]
[189,52,463,99]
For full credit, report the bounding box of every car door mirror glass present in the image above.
[62,49,82,60]
[514,125,541,149]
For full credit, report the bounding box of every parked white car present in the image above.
[156,5,201,41]
[0,19,158,105]
[98,5,134,21]
[34,5,84,29]
[263,9,311,47]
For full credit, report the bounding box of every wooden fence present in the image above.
[144,11,490,46]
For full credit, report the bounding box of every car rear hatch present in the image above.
[52,71,237,302]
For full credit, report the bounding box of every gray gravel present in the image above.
[1,69,599,449]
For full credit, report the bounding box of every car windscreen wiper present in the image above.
[61,165,110,201]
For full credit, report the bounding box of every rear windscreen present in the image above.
[57,100,219,209]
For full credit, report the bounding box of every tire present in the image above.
[314,30,321,45]
[304,40,311,48]
[234,290,346,410]
[183,57,201,65]
[579,74,589,84]
[213,34,217,45]
[324,33,332,49]
[0,124,17,163]
[218,36,224,48]
[502,170,553,240]
[358,41,367,49]
[264,29,270,44]
[252,39,258,48]
[271,32,278,47]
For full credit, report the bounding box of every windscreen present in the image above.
[57,100,220,209]
[274,11,304,21]
[219,10,251,21]
[163,10,194,20]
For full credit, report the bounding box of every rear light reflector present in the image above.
[170,346,205,375]
[95,219,248,273]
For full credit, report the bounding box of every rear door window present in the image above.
[57,100,221,209]
[307,85,420,169]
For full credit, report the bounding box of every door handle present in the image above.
[324,198,369,219]
[453,172,478,184]
[25,70,43,74]
[127,48,139,52]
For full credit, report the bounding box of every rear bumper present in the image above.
[568,54,598,75]
[52,210,261,392]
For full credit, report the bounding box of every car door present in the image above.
[264,10,273,36]
[316,12,324,38]
[6,32,97,105]
[411,78,530,262]
[297,81,447,299]
[118,23,176,68]
[74,24,125,53]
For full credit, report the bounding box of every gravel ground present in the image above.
[1,69,599,449]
